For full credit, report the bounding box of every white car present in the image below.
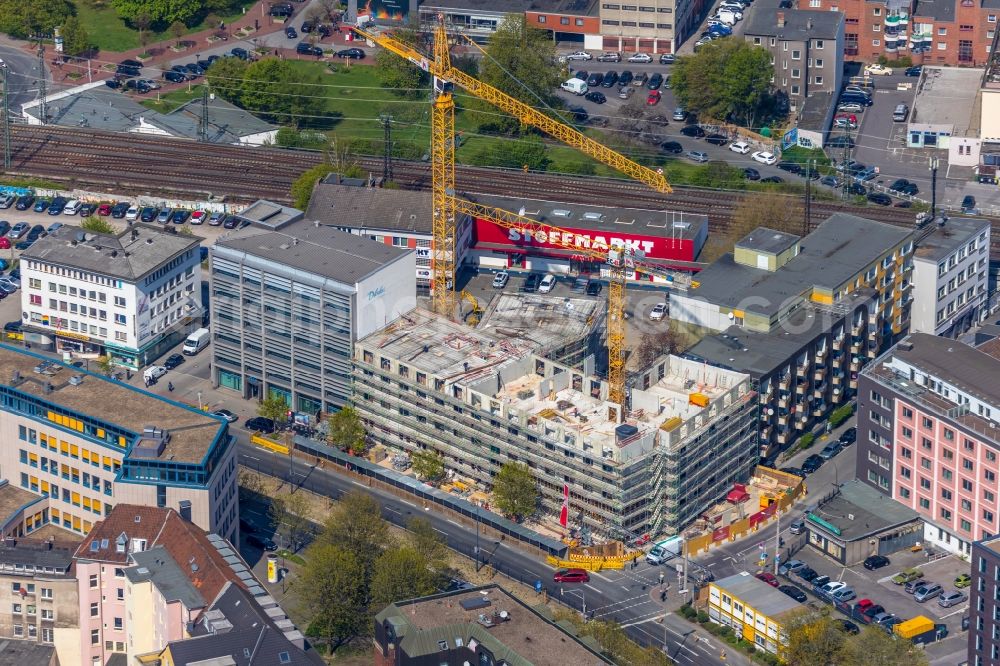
[63,199,80,215]
[627,53,652,63]
[125,206,140,221]
[752,150,777,165]
[565,51,592,61]
[538,274,557,293]
[650,303,668,321]
[492,271,510,289]
[730,141,751,154]
[864,63,893,75]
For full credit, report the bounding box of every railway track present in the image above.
[6,125,998,256]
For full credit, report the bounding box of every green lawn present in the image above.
[75,0,258,53]
[139,85,205,113]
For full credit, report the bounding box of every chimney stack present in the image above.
[807,17,814,29]
[777,11,786,27]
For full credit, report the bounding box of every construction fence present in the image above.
[684,466,807,557]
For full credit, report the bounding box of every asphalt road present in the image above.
[239,440,749,666]
[0,43,46,114]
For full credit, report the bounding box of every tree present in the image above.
[80,215,118,235]
[257,393,289,423]
[468,135,549,171]
[205,54,249,104]
[671,40,773,128]
[411,449,445,481]
[374,28,427,98]
[632,325,683,370]
[291,163,336,209]
[492,462,537,521]
[701,192,802,262]
[238,468,264,504]
[296,543,369,651]
[783,611,844,666]
[316,491,390,578]
[0,0,72,39]
[133,12,151,51]
[407,516,448,578]
[60,15,90,57]
[325,406,366,454]
[94,355,115,376]
[316,0,340,22]
[838,625,929,666]
[109,0,200,26]
[238,58,326,127]
[369,546,439,610]
[169,20,185,47]
[475,14,562,134]
[268,490,315,552]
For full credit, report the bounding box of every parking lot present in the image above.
[774,535,970,662]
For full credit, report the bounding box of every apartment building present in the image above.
[0,343,238,545]
[0,537,79,664]
[743,9,845,112]
[353,308,757,539]
[910,217,991,337]
[806,0,997,66]
[210,221,415,415]
[20,225,202,370]
[677,216,914,459]
[374,584,613,665]
[858,333,1000,556]
[970,535,1000,666]
[707,572,800,658]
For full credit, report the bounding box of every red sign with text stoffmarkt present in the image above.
[473,219,698,262]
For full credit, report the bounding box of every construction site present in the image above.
[352,307,759,540]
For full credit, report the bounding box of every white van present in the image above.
[560,78,588,95]
[63,200,81,215]
[182,327,210,355]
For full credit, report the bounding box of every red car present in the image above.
[97,203,113,216]
[553,568,590,583]
[756,572,779,587]
[0,237,10,250]
[647,90,661,105]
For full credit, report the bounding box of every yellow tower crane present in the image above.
[354,23,675,408]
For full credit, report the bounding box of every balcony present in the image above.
[833,337,844,350]
[796,383,807,396]
[796,364,809,378]
[814,367,827,382]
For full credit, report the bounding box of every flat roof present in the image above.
[357,308,539,379]
[743,7,844,39]
[125,546,203,609]
[0,640,54,666]
[0,485,42,527]
[979,534,1000,557]
[237,199,303,230]
[713,572,802,619]
[798,91,836,132]
[0,535,77,574]
[305,179,433,234]
[687,213,910,318]
[882,332,1000,408]
[808,479,920,541]
[377,584,611,665]
[1,344,225,464]
[23,223,199,282]
[736,227,800,256]
[476,292,600,352]
[215,220,411,285]
[422,0,598,15]
[914,0,955,22]
[913,217,990,263]
[911,67,982,135]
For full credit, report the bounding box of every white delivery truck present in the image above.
[182,327,210,355]
[560,78,588,95]
[646,536,684,565]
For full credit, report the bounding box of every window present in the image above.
[938,42,947,50]
[902,426,913,439]
[791,84,800,95]
[90,602,98,617]
[961,519,972,532]
[116,588,124,601]
[91,629,99,645]
[902,407,913,418]
[986,510,995,523]
[13,625,22,637]
[536,15,546,22]
[40,588,51,600]
[963,479,974,491]
[815,39,824,48]
[920,497,931,509]
[89,574,97,588]
[560,16,569,24]
[990,13,997,21]
[815,76,824,85]
[791,68,800,78]
[11,603,21,613]
[938,27,947,35]
[816,58,824,67]
[41,609,53,620]
[941,488,952,501]
[791,49,801,59]
[941,508,952,520]
[113,617,123,630]
[873,24,881,32]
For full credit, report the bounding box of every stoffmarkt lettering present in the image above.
[507,228,656,255]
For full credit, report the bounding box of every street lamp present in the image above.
[929,157,940,218]
[197,391,202,411]
[565,587,586,616]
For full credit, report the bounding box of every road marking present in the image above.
[940,606,968,618]
[384,506,400,515]
[246,456,260,462]
[591,571,613,582]
[621,585,631,591]
[351,480,365,487]
[447,519,461,526]
[584,583,601,593]
[400,499,416,508]
[432,527,448,536]
[621,615,663,628]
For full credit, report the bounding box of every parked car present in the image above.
[144,365,168,381]
[955,574,972,588]
[163,353,185,370]
[914,583,943,603]
[837,102,864,113]
[761,176,784,184]
[565,51,592,61]
[618,86,634,100]
[686,150,709,163]
[961,195,977,213]
[156,209,173,223]
[211,409,239,423]
[586,72,604,87]
[938,590,967,608]
[905,65,923,76]
[538,274,556,293]
[752,151,777,165]
[139,207,158,222]
[889,178,919,195]
[618,70,633,86]
[7,222,29,239]
[647,73,664,89]
[601,71,619,88]
[336,47,365,59]
[245,416,277,433]
[650,303,668,320]
[647,90,661,105]
[865,63,893,75]
[743,168,760,180]
[631,72,648,87]
[170,209,190,224]
[164,71,186,83]
[801,454,824,473]
[492,271,509,289]
[597,52,621,62]
[840,427,857,445]
[209,212,227,226]
[864,555,891,570]
[680,126,705,138]
[778,585,807,603]
[554,568,590,583]
[777,161,802,175]
[661,141,683,154]
[892,568,925,585]
[819,441,842,460]
[795,566,819,583]
[756,572,779,587]
[778,559,806,576]
[730,140,751,154]
[78,202,97,217]
[584,91,606,104]
[627,52,652,63]
[586,281,603,296]
[521,272,543,292]
[789,517,805,534]
[832,587,857,603]
[285,26,297,38]
[817,581,847,598]
[189,210,207,225]
[247,535,277,551]
[659,54,675,64]
[905,578,925,594]
[868,192,892,206]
